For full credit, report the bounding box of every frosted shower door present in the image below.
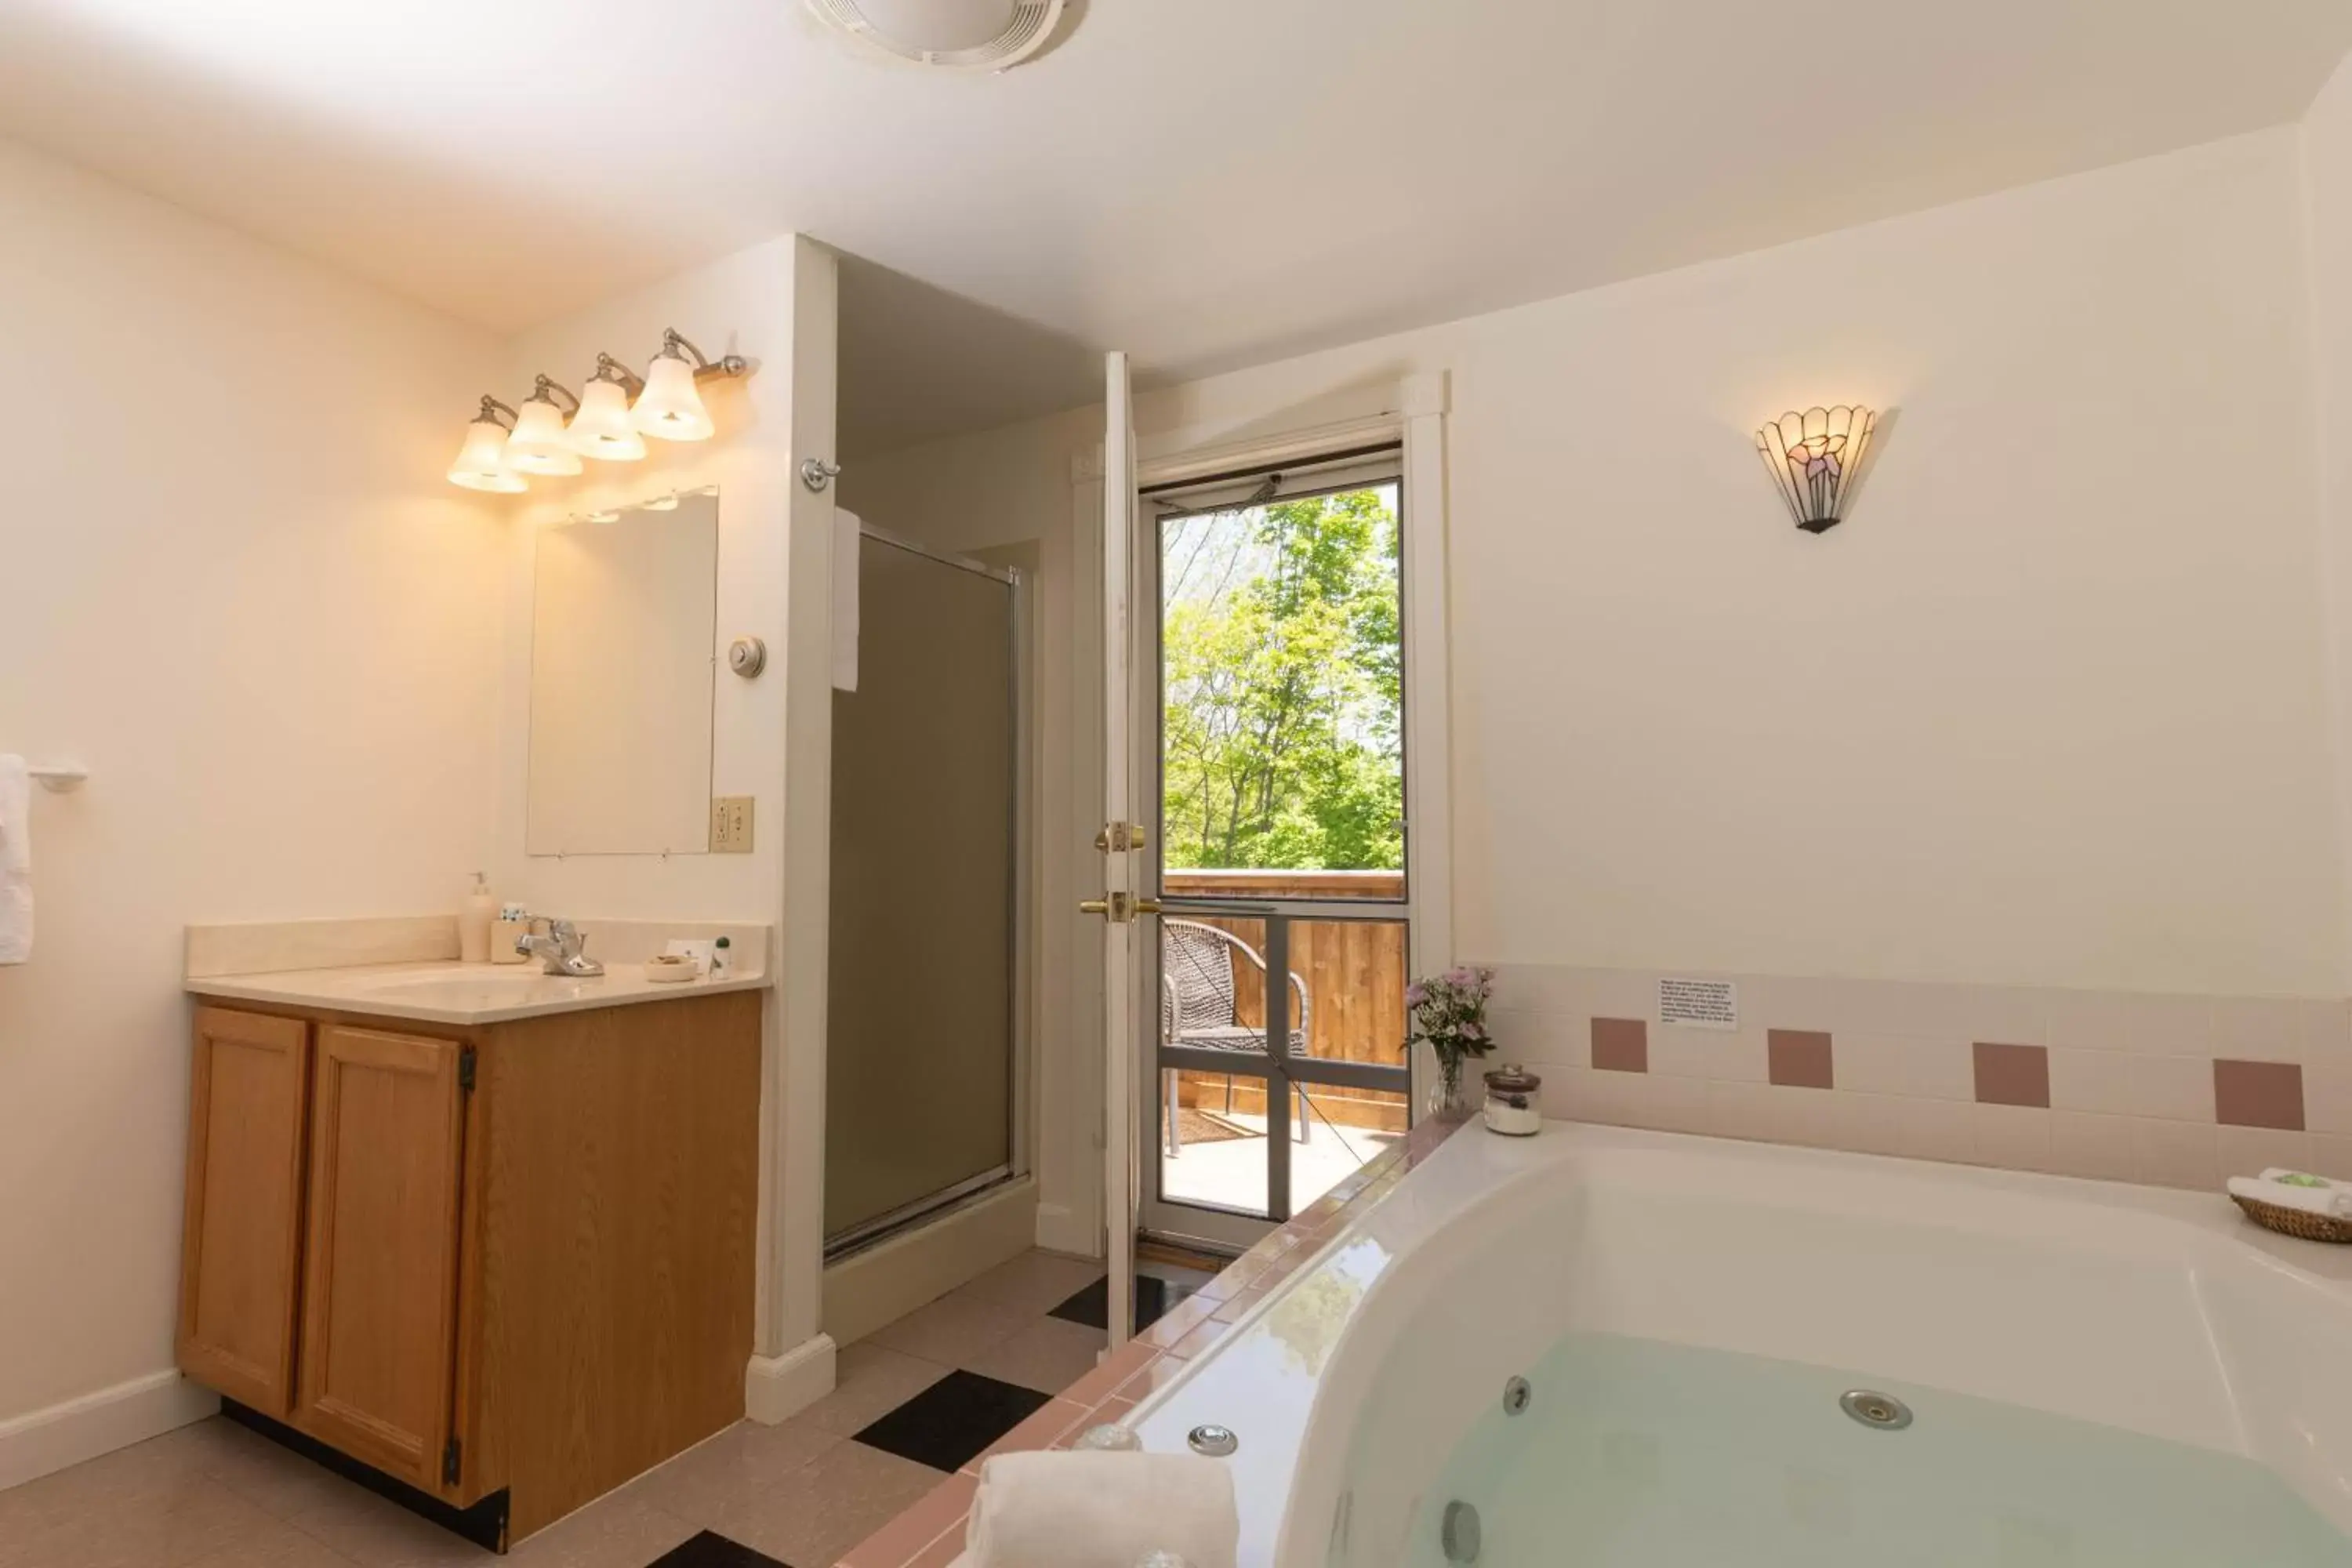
[825,533,1016,1244]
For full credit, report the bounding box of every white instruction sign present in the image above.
[1659,978,1737,1031]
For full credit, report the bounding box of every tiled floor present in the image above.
[0,1249,1159,1568]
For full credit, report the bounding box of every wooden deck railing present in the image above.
[1159,867,1410,1131]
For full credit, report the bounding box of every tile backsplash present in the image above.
[1481,964,2352,1189]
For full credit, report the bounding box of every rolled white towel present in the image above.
[2228,1171,2352,1219]
[967,1450,1238,1568]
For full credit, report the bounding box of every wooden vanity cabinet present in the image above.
[176,991,761,1545]
[296,1025,470,1488]
[177,1007,312,1417]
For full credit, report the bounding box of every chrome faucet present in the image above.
[517,916,604,977]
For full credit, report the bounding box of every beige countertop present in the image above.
[186,957,770,1026]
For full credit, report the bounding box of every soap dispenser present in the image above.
[459,872,496,964]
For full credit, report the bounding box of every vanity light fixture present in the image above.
[441,332,752,492]
[568,354,648,462]
[507,376,586,477]
[633,328,748,442]
[1756,405,1877,534]
[447,397,528,493]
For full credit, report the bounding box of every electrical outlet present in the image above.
[711,797,753,854]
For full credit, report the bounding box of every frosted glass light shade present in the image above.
[632,354,715,441]
[507,395,584,476]
[569,378,647,461]
[447,416,526,492]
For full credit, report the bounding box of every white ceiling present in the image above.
[5,0,2350,455]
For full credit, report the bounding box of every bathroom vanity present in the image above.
[174,926,768,1549]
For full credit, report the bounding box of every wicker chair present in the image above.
[1160,918,1314,1156]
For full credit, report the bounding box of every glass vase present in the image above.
[1427,1054,1479,1120]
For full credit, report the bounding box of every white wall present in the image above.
[2303,53,2352,989]
[0,137,507,1463]
[1438,126,2342,998]
[493,237,801,925]
[851,125,2352,1229]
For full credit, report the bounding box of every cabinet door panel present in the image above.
[177,1007,310,1414]
[296,1025,466,1488]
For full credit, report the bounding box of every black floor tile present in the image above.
[1050,1272,1198,1334]
[853,1368,1051,1473]
[644,1531,790,1567]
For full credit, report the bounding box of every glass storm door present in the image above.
[1134,448,1417,1253]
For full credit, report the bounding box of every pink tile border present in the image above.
[833,1112,1477,1566]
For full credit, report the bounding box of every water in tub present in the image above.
[1410,1332,2351,1566]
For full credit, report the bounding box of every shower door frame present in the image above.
[821,521,1033,1261]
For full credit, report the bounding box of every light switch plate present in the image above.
[711,797,753,854]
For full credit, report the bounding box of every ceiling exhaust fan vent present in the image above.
[807,0,1067,71]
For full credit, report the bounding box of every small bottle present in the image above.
[459,873,495,964]
[492,902,532,965]
[710,935,733,978]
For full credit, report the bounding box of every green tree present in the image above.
[1160,485,1403,872]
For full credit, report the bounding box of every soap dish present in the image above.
[644,954,699,984]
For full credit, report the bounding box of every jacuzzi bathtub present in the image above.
[1131,1122,2352,1565]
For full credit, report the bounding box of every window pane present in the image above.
[1287,916,1409,1208]
[1159,482,1404,899]
[1158,915,1272,1218]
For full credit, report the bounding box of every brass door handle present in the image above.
[1079,894,1163,923]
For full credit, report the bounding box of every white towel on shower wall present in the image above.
[833,509,861,692]
[0,755,31,964]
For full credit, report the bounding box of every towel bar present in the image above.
[27,764,86,793]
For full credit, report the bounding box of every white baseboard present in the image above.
[744,1334,837,1426]
[1033,1200,1100,1259]
[0,1370,219,1493]
[823,1178,1040,1348]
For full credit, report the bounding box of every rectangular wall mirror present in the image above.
[526,490,720,855]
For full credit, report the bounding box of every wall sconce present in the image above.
[446,397,526,493]
[442,328,753,493]
[1756,405,1877,534]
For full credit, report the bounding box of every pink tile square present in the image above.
[2214,1059,2304,1131]
[1766,1030,1834,1090]
[1591,1018,1648,1073]
[1972,1042,2050,1108]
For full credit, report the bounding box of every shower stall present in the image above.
[824,520,1025,1258]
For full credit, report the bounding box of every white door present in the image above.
[1092,350,1141,1348]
